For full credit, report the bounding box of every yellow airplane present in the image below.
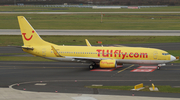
[17,16,178,70]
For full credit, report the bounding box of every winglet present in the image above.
[51,46,63,57]
[85,39,91,46]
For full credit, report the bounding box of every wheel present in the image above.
[157,66,160,70]
[89,65,94,70]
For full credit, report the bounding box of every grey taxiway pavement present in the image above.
[0,29,180,36]
[1,61,180,99]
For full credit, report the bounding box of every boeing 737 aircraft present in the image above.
[17,16,178,70]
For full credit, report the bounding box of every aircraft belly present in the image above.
[45,57,73,62]
[116,59,170,64]
[44,57,92,63]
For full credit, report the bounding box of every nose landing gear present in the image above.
[157,64,165,70]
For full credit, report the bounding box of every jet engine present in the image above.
[99,59,117,68]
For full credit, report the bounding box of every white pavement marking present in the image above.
[34,83,47,86]
[131,66,157,72]
[72,97,97,100]
[131,69,155,72]
[138,66,157,69]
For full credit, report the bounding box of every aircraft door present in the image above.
[42,48,46,57]
[153,51,158,59]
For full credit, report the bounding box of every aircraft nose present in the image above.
[170,55,176,61]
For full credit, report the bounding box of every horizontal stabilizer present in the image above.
[21,46,34,50]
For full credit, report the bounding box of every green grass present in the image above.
[168,50,180,57]
[167,50,180,63]
[86,85,180,93]
[0,35,180,46]
[1,6,180,12]
[43,36,180,45]
[157,86,180,93]
[0,14,180,30]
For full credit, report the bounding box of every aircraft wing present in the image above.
[72,57,108,63]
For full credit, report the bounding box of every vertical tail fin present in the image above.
[17,16,49,46]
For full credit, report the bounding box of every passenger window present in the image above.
[162,53,169,55]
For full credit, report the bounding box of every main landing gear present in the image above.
[89,63,97,70]
[157,66,161,70]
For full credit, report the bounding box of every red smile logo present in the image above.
[22,30,34,41]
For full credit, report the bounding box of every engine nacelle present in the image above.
[99,59,117,68]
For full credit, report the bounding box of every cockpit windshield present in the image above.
[162,53,169,55]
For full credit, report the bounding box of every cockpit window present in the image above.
[162,53,169,55]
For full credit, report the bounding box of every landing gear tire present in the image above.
[89,65,94,70]
[157,66,160,70]
[89,63,97,70]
